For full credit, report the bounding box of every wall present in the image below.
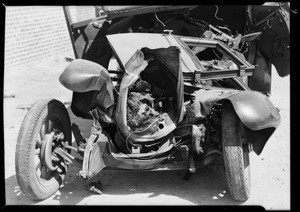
[4,6,81,71]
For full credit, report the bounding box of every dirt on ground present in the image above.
[3,58,290,209]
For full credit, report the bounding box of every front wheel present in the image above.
[222,102,251,202]
[15,99,72,200]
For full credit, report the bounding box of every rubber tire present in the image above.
[222,102,251,202]
[15,99,71,200]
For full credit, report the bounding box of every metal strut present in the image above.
[78,108,103,178]
[182,153,196,180]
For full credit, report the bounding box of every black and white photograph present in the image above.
[3,4,291,209]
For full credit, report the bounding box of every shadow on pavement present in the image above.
[97,168,238,205]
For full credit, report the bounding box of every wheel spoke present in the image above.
[35,155,41,168]
[45,120,50,134]
[36,167,41,178]
[41,166,47,179]
[40,123,46,138]
[41,166,54,180]
[35,148,41,155]
[48,119,54,132]
[51,155,60,162]
[35,155,42,177]
[36,133,42,146]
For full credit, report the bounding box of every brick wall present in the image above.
[4,6,84,71]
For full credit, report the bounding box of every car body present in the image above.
[62,4,284,154]
[15,4,287,202]
[65,4,290,93]
[59,30,280,170]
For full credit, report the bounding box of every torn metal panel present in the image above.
[115,46,184,143]
[191,89,280,130]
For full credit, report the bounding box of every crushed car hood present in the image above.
[106,33,201,73]
[109,34,186,142]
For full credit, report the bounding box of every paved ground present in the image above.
[3,59,290,208]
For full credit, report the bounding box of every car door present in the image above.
[63,6,112,67]
[246,3,290,93]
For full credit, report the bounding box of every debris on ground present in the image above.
[16,105,32,110]
[4,94,15,99]
[88,182,103,195]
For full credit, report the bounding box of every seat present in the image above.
[60,59,115,111]
[59,59,111,93]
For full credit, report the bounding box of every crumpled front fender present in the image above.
[226,91,281,130]
[191,89,281,131]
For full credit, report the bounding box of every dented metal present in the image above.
[14,5,287,202]
[60,5,283,196]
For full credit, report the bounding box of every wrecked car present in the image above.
[15,4,288,202]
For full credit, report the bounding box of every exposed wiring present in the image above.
[212,49,222,60]
[214,5,224,21]
[132,137,172,160]
[217,25,230,33]
[239,41,246,53]
[280,2,297,14]
[266,18,270,28]
[290,8,297,14]
[125,116,161,153]
[124,106,177,153]
[172,135,191,147]
[185,6,197,16]
[155,10,166,27]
